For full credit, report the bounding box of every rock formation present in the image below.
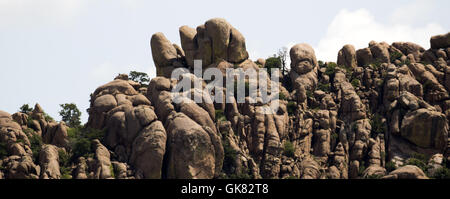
[0,19,449,179]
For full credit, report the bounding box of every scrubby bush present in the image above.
[71,137,92,159]
[129,71,150,86]
[306,90,313,98]
[331,132,339,140]
[411,153,427,162]
[264,56,282,76]
[317,83,330,92]
[222,140,239,175]
[26,116,35,128]
[385,161,397,172]
[278,92,287,100]
[67,127,105,160]
[369,58,383,70]
[29,133,43,162]
[351,79,360,88]
[283,141,295,158]
[324,62,337,76]
[370,114,385,136]
[432,167,450,179]
[0,142,7,158]
[399,59,411,66]
[287,101,296,116]
[358,161,366,176]
[390,51,403,63]
[58,149,72,179]
[226,168,252,179]
[318,60,325,67]
[110,164,116,179]
[215,109,227,122]
[85,128,106,141]
[44,113,54,122]
[19,104,33,113]
[405,158,428,172]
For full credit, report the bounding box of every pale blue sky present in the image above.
[0,0,449,122]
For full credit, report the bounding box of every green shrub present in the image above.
[129,71,150,86]
[331,132,339,140]
[222,140,238,174]
[318,60,325,67]
[283,141,295,158]
[265,57,282,72]
[405,158,427,172]
[67,127,105,160]
[23,128,34,136]
[278,92,287,100]
[67,127,79,139]
[399,59,411,66]
[358,161,366,176]
[26,117,35,128]
[411,153,427,162]
[227,168,252,179]
[215,109,227,122]
[369,58,383,70]
[419,61,432,66]
[432,167,450,179]
[385,161,397,172]
[317,83,330,92]
[0,142,8,158]
[59,103,82,128]
[58,149,69,167]
[85,128,106,141]
[19,104,33,113]
[61,173,72,179]
[110,164,115,179]
[324,62,337,76]
[370,114,385,135]
[390,51,403,63]
[58,149,72,179]
[44,113,54,122]
[287,101,296,116]
[351,79,360,88]
[306,90,313,98]
[29,133,43,162]
[337,64,353,79]
[16,138,25,144]
[72,138,92,159]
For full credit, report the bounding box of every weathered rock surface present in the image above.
[382,165,428,179]
[1,20,450,180]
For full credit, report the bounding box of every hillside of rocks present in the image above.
[1,18,450,179]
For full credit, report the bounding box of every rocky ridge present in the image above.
[0,18,449,179]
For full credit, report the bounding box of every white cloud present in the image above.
[0,0,86,28]
[390,0,435,25]
[314,8,446,62]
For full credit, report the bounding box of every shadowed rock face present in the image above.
[0,18,449,179]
